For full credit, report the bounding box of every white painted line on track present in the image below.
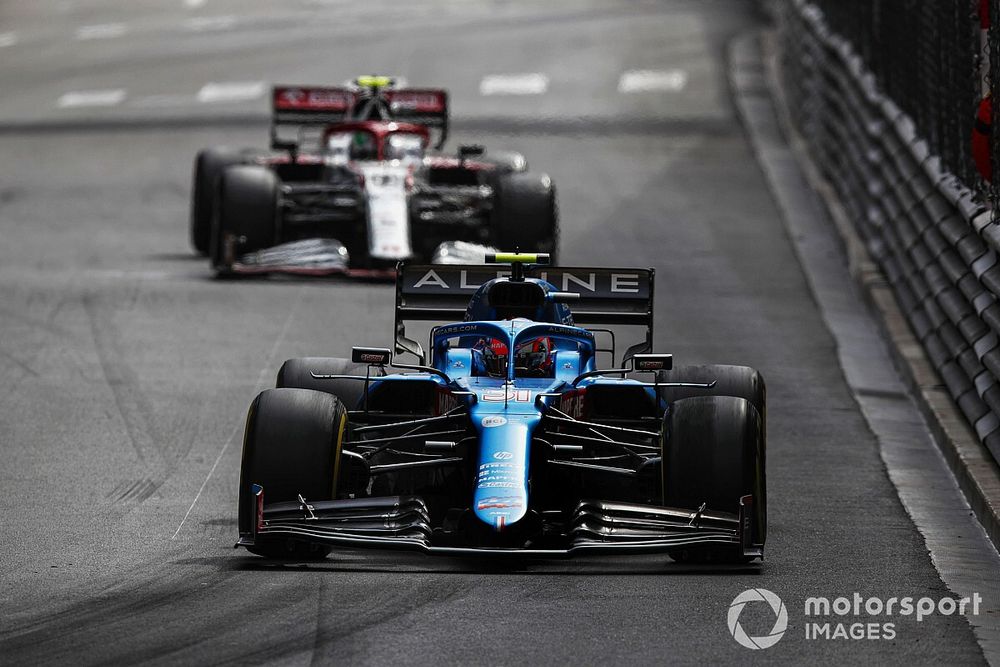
[57,89,127,108]
[0,32,18,48]
[86,269,180,280]
[74,23,128,40]
[130,94,198,108]
[479,73,549,96]
[185,15,236,31]
[618,69,688,93]
[196,81,265,104]
[172,285,307,540]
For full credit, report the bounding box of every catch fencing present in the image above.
[775,0,1000,466]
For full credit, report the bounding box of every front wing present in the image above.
[221,239,495,279]
[235,487,764,560]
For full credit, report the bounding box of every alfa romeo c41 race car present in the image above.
[190,77,558,277]
[236,254,766,562]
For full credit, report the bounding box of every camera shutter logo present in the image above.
[728,588,788,649]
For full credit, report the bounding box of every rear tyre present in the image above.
[210,166,279,273]
[238,388,348,560]
[657,364,765,437]
[277,357,379,410]
[491,172,559,264]
[662,395,765,563]
[190,148,245,255]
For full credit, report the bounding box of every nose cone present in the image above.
[473,416,532,530]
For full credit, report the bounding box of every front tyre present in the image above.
[658,364,766,536]
[190,148,245,255]
[662,395,765,563]
[238,388,348,560]
[210,166,279,274]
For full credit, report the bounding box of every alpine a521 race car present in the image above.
[236,254,766,562]
[190,76,558,277]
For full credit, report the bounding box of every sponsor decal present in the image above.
[387,90,446,112]
[632,354,672,372]
[402,267,651,299]
[559,388,586,419]
[492,450,514,459]
[274,86,352,111]
[435,323,493,336]
[435,388,460,415]
[482,416,508,428]
[476,497,524,510]
[351,347,391,365]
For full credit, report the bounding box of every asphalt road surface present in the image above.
[0,1,993,664]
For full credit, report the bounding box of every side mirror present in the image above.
[352,347,392,365]
[458,144,485,159]
[632,354,673,372]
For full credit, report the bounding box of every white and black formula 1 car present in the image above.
[235,253,767,563]
[189,76,558,277]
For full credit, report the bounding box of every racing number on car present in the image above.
[481,388,532,402]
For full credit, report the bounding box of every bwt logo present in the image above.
[728,589,788,650]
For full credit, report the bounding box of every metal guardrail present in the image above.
[776,0,1000,466]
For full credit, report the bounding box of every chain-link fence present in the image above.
[799,1,983,192]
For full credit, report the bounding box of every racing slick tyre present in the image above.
[277,357,381,410]
[662,395,765,563]
[657,364,766,536]
[210,165,279,274]
[656,364,765,437]
[190,148,245,256]
[492,172,559,264]
[238,388,348,560]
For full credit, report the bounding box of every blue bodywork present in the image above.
[366,277,663,531]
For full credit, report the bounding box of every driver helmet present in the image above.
[471,336,554,378]
[514,336,554,377]
[473,337,508,378]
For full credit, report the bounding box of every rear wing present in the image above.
[394,264,655,363]
[271,85,450,150]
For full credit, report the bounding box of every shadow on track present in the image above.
[174,553,765,577]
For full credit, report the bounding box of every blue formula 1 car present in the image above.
[236,253,766,563]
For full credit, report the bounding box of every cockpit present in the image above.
[471,335,557,379]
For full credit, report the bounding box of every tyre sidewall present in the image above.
[191,148,244,255]
[238,388,347,559]
[210,165,279,270]
[663,395,766,547]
